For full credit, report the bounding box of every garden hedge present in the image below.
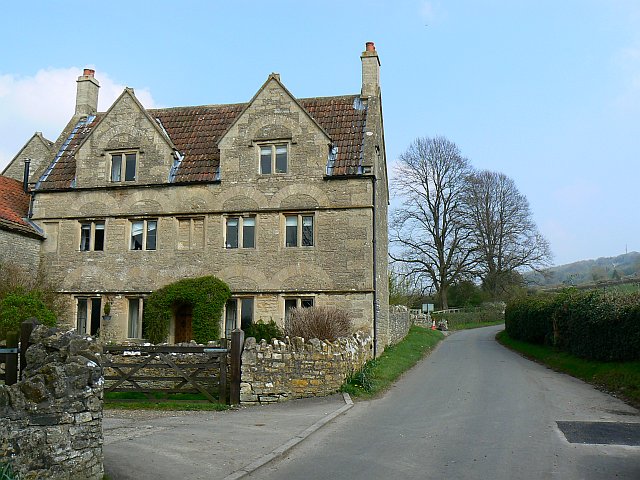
[143,276,230,344]
[505,290,640,361]
[0,291,57,340]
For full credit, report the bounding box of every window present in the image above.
[284,297,314,325]
[225,216,256,249]
[76,297,101,336]
[111,152,137,182]
[128,298,144,339]
[225,297,254,337]
[130,219,157,250]
[79,221,105,251]
[177,217,204,250]
[260,144,288,174]
[284,214,314,247]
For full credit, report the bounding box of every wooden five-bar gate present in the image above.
[2,322,244,405]
[102,329,244,405]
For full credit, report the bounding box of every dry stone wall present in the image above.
[0,326,104,480]
[240,332,373,405]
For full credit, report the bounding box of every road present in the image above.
[248,325,640,480]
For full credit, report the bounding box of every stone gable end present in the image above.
[75,91,175,188]
[218,77,331,182]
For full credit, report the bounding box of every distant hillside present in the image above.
[525,251,640,287]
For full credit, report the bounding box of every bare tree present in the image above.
[465,170,552,297]
[390,136,476,309]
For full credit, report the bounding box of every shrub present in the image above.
[244,319,283,343]
[505,290,640,361]
[433,303,504,329]
[143,276,230,344]
[0,291,57,340]
[505,294,557,344]
[285,306,352,341]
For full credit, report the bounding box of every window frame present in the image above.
[127,297,144,339]
[130,219,158,251]
[79,220,105,251]
[110,150,138,183]
[259,143,288,175]
[224,215,256,249]
[283,213,315,247]
[76,297,102,336]
[284,296,314,326]
[224,296,255,337]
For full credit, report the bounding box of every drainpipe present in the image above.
[372,175,378,357]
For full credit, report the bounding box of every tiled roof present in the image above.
[0,175,40,236]
[300,96,367,176]
[37,115,101,190]
[150,104,245,183]
[36,94,368,189]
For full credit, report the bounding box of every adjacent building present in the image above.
[1,43,390,350]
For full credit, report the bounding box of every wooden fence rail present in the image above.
[102,329,244,405]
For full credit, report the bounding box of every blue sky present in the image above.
[1,0,638,266]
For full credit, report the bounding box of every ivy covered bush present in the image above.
[143,276,230,344]
[505,290,640,361]
[0,291,57,340]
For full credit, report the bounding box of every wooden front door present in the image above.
[174,305,193,343]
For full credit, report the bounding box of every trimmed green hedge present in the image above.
[505,290,640,361]
[143,276,230,344]
[0,291,57,340]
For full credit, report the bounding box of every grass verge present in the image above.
[104,392,230,411]
[449,321,504,331]
[341,325,444,399]
[496,330,640,409]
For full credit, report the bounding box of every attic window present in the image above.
[111,152,137,182]
[260,144,287,174]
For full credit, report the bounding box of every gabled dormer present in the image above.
[73,88,177,188]
[2,132,53,185]
[217,74,332,181]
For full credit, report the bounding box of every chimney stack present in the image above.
[75,68,100,116]
[361,42,380,98]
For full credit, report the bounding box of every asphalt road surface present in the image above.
[249,325,640,480]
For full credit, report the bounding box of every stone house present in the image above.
[2,42,390,351]
[0,175,44,271]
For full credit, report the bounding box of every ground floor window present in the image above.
[127,297,144,339]
[76,297,101,336]
[225,297,254,337]
[284,296,314,326]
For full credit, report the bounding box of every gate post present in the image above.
[20,318,39,379]
[229,329,244,405]
[4,331,18,385]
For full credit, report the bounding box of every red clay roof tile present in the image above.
[36,95,368,189]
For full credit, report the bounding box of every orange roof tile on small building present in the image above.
[0,176,42,236]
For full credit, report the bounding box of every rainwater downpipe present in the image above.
[371,174,378,358]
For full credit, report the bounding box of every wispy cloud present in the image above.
[0,67,157,170]
[418,0,437,22]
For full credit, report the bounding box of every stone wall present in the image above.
[240,332,373,405]
[0,326,104,479]
[388,305,412,345]
[0,228,42,273]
